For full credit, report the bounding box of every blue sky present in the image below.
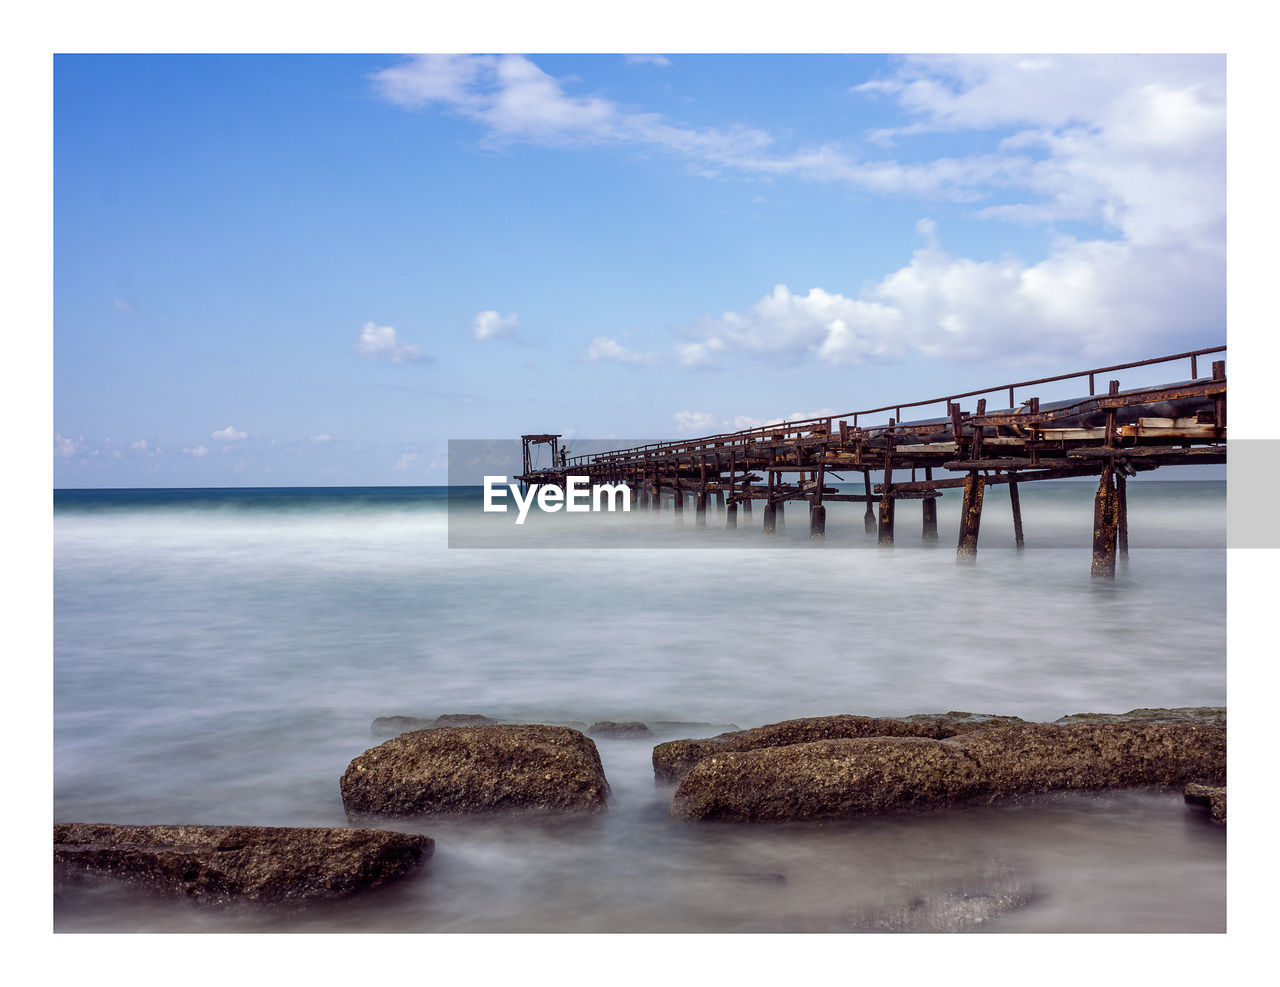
[53,53,1227,486]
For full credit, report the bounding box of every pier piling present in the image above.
[922,466,938,542]
[957,472,985,561]
[1117,473,1129,561]
[863,473,876,534]
[1009,476,1025,551]
[1091,465,1120,579]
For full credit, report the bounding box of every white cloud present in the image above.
[211,426,247,441]
[371,54,1223,249]
[392,452,422,470]
[370,55,773,169]
[625,55,671,68]
[472,310,518,341]
[674,410,718,433]
[679,228,1222,368]
[585,335,660,366]
[854,55,1224,245]
[356,322,424,363]
[55,434,83,458]
[682,283,901,368]
[113,297,135,313]
[130,439,148,451]
[309,434,335,444]
[184,445,209,458]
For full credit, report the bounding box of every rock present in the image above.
[371,715,434,737]
[589,721,655,738]
[370,713,502,738]
[652,713,1022,784]
[430,713,501,727]
[902,711,1027,727]
[53,823,431,905]
[341,724,610,820]
[1054,707,1226,727]
[651,721,741,734]
[671,721,1226,822]
[848,862,1032,932]
[670,737,984,821]
[1184,783,1227,822]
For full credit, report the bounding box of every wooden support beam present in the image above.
[1091,465,1120,579]
[878,493,895,546]
[726,453,737,529]
[1009,476,1025,551]
[957,472,985,561]
[1105,380,1119,447]
[863,472,876,534]
[1117,472,1129,561]
[1213,360,1226,427]
[944,458,1037,471]
[697,462,708,527]
[810,503,826,540]
[1067,444,1227,460]
[878,440,895,546]
[880,462,1156,494]
[810,463,826,540]
[922,467,938,542]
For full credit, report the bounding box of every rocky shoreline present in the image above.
[55,706,1226,906]
[53,823,432,906]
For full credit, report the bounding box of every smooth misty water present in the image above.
[53,482,1226,932]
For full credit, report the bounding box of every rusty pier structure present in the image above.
[517,346,1226,577]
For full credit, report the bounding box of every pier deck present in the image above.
[517,346,1226,576]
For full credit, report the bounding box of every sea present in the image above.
[52,480,1227,933]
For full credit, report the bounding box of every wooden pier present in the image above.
[517,346,1226,577]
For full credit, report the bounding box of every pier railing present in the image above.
[564,345,1225,468]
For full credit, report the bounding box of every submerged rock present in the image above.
[671,721,1226,822]
[589,721,655,738]
[371,715,434,737]
[650,721,741,737]
[1184,783,1227,822]
[341,724,610,820]
[652,713,1023,784]
[848,862,1032,932]
[53,823,431,905]
[430,713,501,728]
[902,711,1027,728]
[371,713,502,738]
[1054,707,1226,727]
